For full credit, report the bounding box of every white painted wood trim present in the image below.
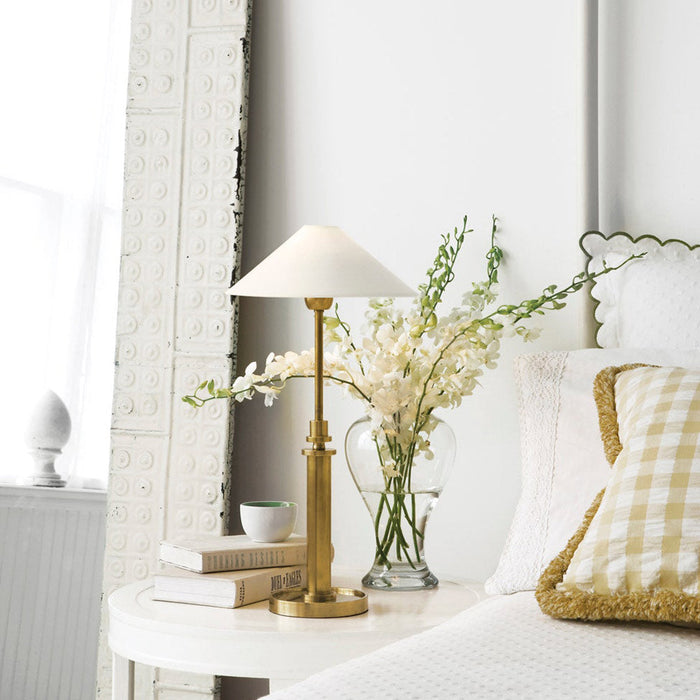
[580,0,599,234]
[579,0,599,346]
[112,655,134,700]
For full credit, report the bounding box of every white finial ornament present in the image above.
[22,390,72,487]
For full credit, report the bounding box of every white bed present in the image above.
[266,233,700,699]
[265,591,700,699]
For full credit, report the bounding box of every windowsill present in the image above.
[0,483,107,501]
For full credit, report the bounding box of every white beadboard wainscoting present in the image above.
[0,485,106,700]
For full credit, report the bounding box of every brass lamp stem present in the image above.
[303,297,334,601]
[268,297,368,618]
[313,303,325,431]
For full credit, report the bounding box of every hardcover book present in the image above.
[154,564,307,608]
[159,533,307,573]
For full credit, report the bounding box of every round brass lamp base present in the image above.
[270,587,368,618]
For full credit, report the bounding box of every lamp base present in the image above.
[269,586,368,618]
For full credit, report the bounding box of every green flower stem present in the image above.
[371,437,401,566]
[403,494,421,561]
[485,215,502,287]
[363,412,434,570]
[372,492,391,566]
[392,494,412,559]
[495,255,643,323]
[379,496,400,562]
[184,371,373,408]
[369,433,427,569]
[375,490,412,567]
[370,436,395,567]
[417,216,470,332]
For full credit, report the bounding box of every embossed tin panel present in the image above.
[97,1,251,698]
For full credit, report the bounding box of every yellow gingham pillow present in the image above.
[536,365,700,622]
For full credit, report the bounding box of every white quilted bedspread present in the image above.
[265,592,700,699]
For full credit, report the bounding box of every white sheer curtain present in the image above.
[0,0,130,487]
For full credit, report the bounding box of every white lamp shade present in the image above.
[229,225,416,298]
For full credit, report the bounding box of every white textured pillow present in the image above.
[580,232,700,349]
[485,347,700,595]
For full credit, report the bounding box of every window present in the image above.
[0,0,131,487]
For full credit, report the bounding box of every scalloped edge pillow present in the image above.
[537,364,700,623]
[580,231,700,349]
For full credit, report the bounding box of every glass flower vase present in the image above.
[344,416,455,591]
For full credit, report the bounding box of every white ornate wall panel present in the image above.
[97,1,251,698]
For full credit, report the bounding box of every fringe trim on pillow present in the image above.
[592,364,649,466]
[535,488,700,624]
[535,489,604,615]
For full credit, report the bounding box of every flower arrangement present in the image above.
[184,216,636,578]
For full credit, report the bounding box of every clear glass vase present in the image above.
[344,416,455,591]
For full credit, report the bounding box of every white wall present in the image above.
[599,0,700,243]
[232,0,587,584]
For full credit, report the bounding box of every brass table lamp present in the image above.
[229,225,415,618]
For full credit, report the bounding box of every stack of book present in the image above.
[154,533,308,608]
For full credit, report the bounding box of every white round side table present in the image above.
[108,570,484,699]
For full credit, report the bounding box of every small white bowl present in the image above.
[240,501,298,543]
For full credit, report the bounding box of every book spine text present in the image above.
[203,546,307,573]
[237,566,306,607]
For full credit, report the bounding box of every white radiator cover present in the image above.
[0,485,106,700]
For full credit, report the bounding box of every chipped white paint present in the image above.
[97,0,250,697]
